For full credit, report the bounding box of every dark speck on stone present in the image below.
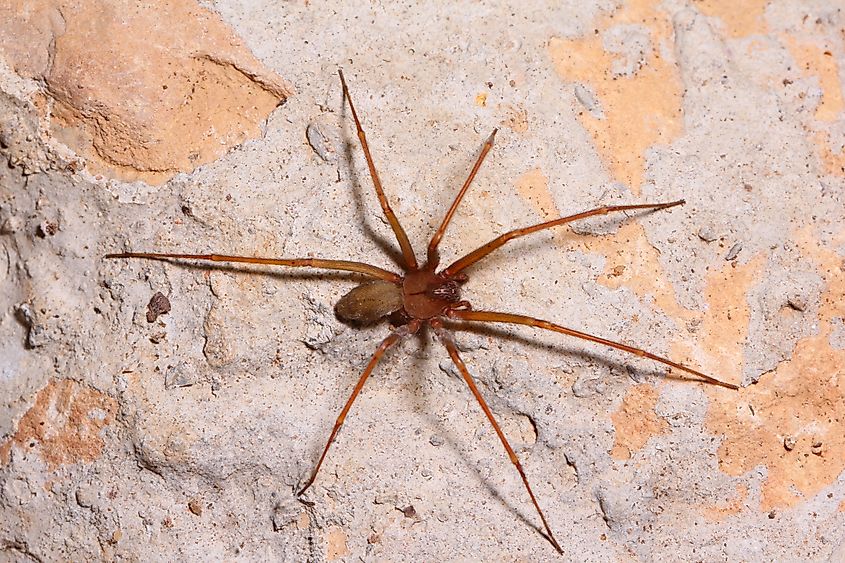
[146,291,172,323]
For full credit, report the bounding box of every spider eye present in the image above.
[429,280,460,302]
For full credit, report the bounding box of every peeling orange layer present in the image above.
[692,0,769,37]
[610,383,669,459]
[707,228,845,510]
[549,0,683,195]
[0,379,116,469]
[0,0,292,184]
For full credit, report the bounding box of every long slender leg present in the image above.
[431,321,562,553]
[448,309,738,389]
[444,200,685,276]
[298,321,420,496]
[338,69,418,270]
[426,129,498,265]
[105,252,401,283]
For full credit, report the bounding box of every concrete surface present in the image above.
[1,0,844,561]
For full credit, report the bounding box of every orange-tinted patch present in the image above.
[692,0,769,38]
[610,384,669,459]
[548,0,683,195]
[703,483,749,521]
[0,0,292,184]
[579,221,697,324]
[500,103,529,133]
[814,130,845,176]
[514,168,567,246]
[708,333,845,510]
[0,379,117,470]
[567,218,760,389]
[695,256,766,381]
[783,37,844,123]
[707,228,845,510]
[326,526,350,560]
[782,36,845,177]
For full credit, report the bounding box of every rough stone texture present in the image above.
[0,0,293,184]
[1,1,844,561]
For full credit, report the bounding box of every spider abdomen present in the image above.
[335,280,404,325]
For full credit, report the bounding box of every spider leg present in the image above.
[298,320,420,496]
[447,309,739,389]
[104,252,401,283]
[432,320,563,554]
[443,200,685,276]
[427,129,498,265]
[338,69,418,270]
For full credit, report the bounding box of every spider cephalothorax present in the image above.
[106,69,738,555]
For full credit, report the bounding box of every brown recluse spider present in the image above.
[106,69,739,554]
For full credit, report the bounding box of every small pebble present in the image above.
[188,498,203,516]
[398,505,417,519]
[725,242,742,261]
[429,435,444,447]
[149,329,167,344]
[306,123,336,162]
[787,293,808,312]
[36,220,58,237]
[697,226,718,242]
[75,487,97,508]
[146,292,171,323]
[573,83,604,118]
[783,436,796,451]
[164,361,199,389]
[811,441,823,456]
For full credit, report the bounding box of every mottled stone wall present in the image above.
[1,1,843,561]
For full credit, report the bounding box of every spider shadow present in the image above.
[133,256,378,285]
[338,89,407,271]
[444,319,682,384]
[452,208,664,276]
[454,319,730,387]
[397,320,707,547]
[397,327,551,545]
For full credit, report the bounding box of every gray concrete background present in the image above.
[1,1,844,561]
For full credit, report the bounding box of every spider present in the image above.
[106,69,738,554]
